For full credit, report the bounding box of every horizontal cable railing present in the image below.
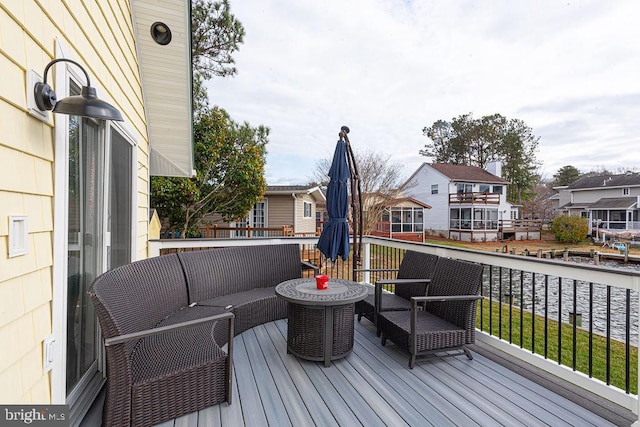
[148,235,640,417]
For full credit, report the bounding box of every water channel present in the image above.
[483,257,639,346]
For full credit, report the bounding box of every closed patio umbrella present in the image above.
[317,137,351,261]
[317,127,363,274]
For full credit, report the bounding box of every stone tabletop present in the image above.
[275,278,368,306]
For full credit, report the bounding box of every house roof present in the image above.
[568,173,640,190]
[387,197,432,209]
[426,163,509,184]
[265,185,326,201]
[559,202,591,209]
[588,197,638,210]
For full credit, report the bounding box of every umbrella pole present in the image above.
[339,126,363,282]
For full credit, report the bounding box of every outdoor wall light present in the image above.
[34,58,123,121]
[150,21,172,45]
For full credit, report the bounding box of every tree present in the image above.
[191,0,245,80]
[151,108,268,237]
[551,215,588,244]
[311,148,409,234]
[520,174,554,221]
[421,113,539,204]
[151,1,267,237]
[551,165,581,187]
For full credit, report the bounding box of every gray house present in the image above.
[558,172,640,234]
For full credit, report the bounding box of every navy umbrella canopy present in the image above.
[317,139,351,261]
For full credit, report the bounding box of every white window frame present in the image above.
[303,201,313,218]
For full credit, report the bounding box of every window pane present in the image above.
[402,209,412,224]
[391,210,401,224]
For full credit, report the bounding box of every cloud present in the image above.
[206,0,640,184]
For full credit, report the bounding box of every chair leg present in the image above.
[380,334,386,346]
[463,347,473,360]
[357,313,362,322]
[409,354,416,369]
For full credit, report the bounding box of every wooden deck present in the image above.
[152,319,621,427]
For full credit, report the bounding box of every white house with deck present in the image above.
[403,162,522,241]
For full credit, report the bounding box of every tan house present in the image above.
[0,0,192,423]
[200,185,325,236]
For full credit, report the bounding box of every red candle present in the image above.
[315,274,329,290]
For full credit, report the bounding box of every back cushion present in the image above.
[178,244,302,303]
[426,257,484,321]
[395,251,439,300]
[88,254,188,338]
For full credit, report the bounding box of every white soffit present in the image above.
[132,0,194,177]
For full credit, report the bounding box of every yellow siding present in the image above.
[0,0,149,404]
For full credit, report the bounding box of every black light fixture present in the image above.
[34,58,123,121]
[150,22,172,45]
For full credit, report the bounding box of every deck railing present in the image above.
[148,235,640,420]
[449,192,501,204]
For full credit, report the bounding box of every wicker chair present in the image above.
[355,251,439,334]
[377,257,483,369]
[88,254,234,427]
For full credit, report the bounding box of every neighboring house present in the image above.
[549,186,571,216]
[558,172,640,234]
[403,162,520,242]
[372,197,432,242]
[200,185,325,236]
[1,1,192,423]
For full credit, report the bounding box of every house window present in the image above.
[390,207,423,233]
[431,184,438,194]
[303,201,312,218]
[452,207,497,229]
[457,183,473,194]
[479,184,490,193]
[623,188,630,195]
[492,185,503,194]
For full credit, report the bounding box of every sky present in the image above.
[205,0,640,185]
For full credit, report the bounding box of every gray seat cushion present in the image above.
[131,305,229,384]
[198,287,287,335]
[378,310,466,352]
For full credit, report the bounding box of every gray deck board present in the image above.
[153,319,624,427]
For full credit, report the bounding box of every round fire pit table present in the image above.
[276,278,368,367]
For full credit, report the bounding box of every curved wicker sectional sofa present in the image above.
[89,243,316,427]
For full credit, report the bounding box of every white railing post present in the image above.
[148,240,161,258]
[362,241,371,284]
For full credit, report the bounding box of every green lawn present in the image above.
[477,298,638,394]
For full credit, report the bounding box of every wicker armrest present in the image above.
[301,260,319,276]
[375,278,431,286]
[374,279,431,313]
[353,268,399,273]
[104,312,235,347]
[410,295,481,304]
